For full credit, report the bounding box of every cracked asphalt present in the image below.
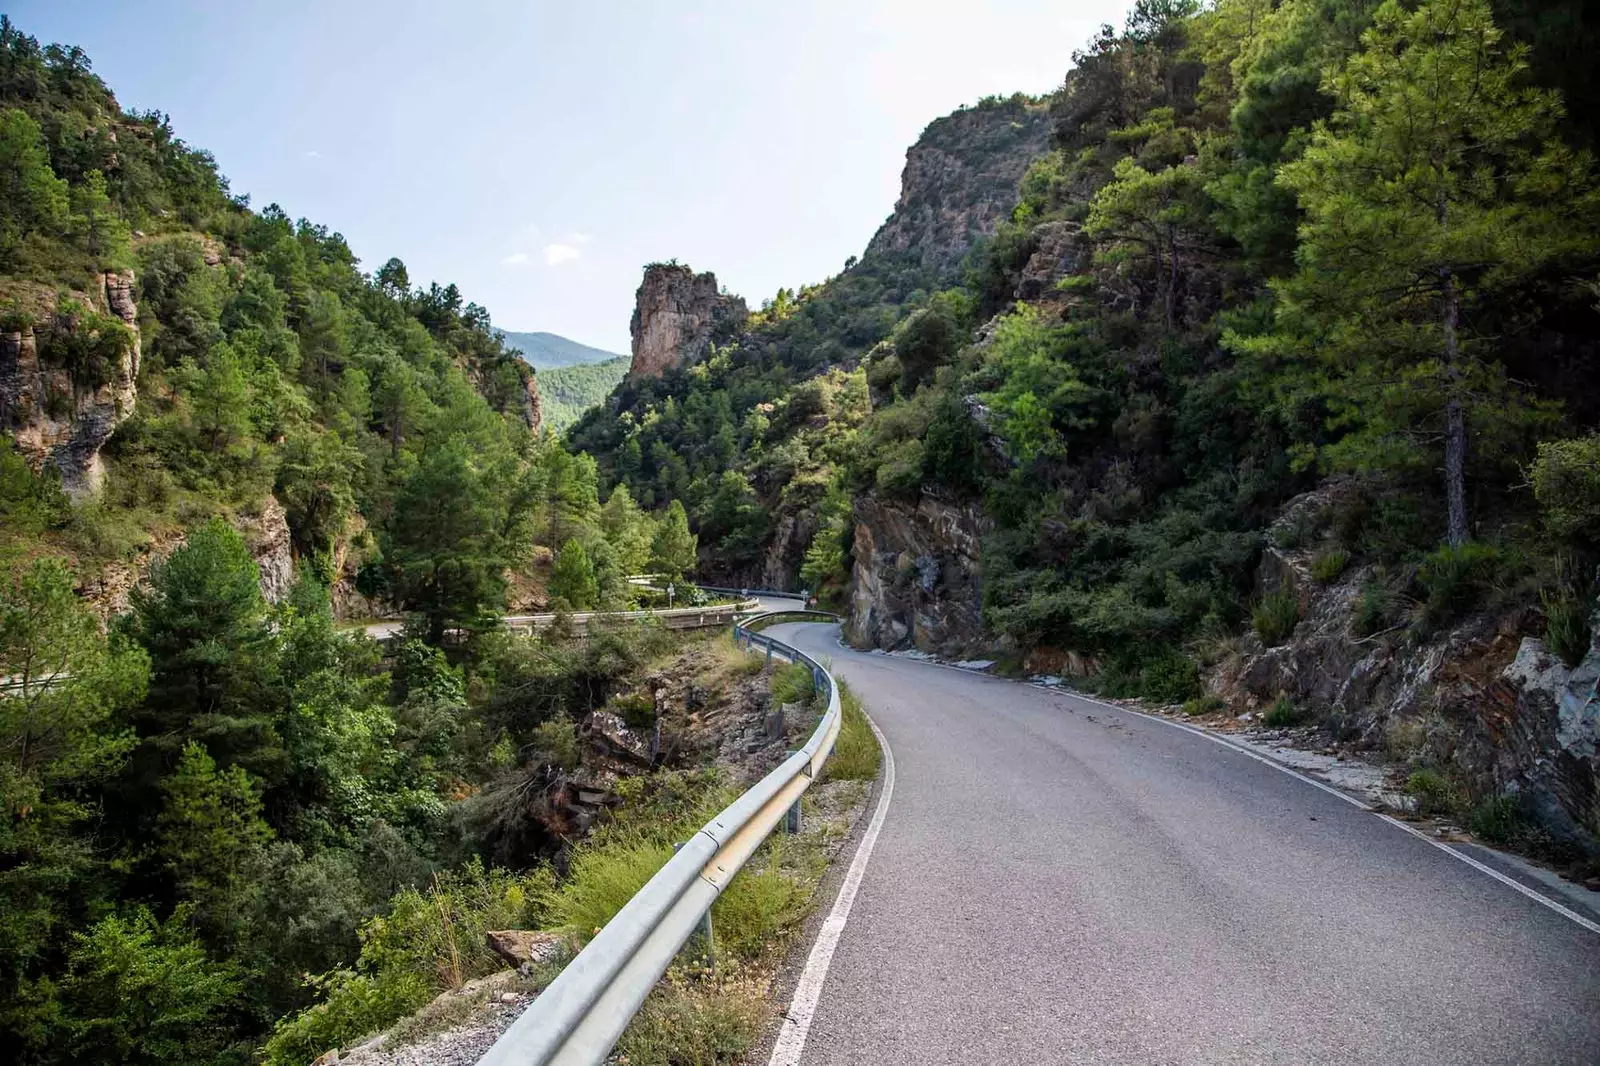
[768,622,1600,1066]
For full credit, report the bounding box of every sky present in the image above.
[11,0,1135,353]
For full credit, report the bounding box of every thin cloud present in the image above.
[502,252,531,267]
[303,149,322,159]
[543,243,581,266]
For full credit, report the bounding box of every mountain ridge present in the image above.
[497,329,623,369]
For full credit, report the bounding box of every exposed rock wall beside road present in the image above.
[846,492,991,657]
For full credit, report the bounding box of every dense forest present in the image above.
[537,355,628,432]
[0,14,711,1064]
[573,0,1600,678]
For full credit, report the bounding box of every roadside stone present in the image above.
[485,930,566,970]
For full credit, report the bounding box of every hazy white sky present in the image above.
[12,0,1135,352]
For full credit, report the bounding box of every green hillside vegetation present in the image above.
[573,0,1600,687]
[0,16,706,1064]
[539,354,628,431]
[498,329,623,369]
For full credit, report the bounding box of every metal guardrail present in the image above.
[476,611,843,1066]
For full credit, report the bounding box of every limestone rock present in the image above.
[485,929,567,969]
[1013,220,1088,301]
[0,274,141,496]
[863,98,1052,277]
[846,492,992,657]
[628,263,747,381]
[1209,482,1600,851]
[236,496,295,603]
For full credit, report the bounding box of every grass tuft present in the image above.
[1252,591,1300,646]
[823,682,881,782]
[1262,694,1302,727]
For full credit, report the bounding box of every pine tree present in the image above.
[1267,0,1598,544]
[650,500,698,581]
[549,539,599,610]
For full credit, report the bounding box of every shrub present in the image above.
[1181,694,1226,717]
[770,662,816,708]
[615,970,767,1066]
[1405,769,1462,817]
[1529,434,1600,548]
[1417,542,1505,628]
[1139,648,1201,703]
[531,717,580,770]
[1467,795,1530,846]
[1252,591,1300,646]
[1310,548,1350,583]
[1542,590,1593,669]
[822,683,881,782]
[262,862,549,1066]
[1353,576,1393,637]
[1262,695,1302,727]
[613,691,658,730]
[711,849,809,961]
[546,835,676,939]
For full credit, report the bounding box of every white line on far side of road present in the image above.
[767,706,897,1066]
[1114,700,1600,937]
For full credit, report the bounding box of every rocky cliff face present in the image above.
[628,264,748,381]
[863,97,1052,277]
[1210,483,1600,851]
[846,492,992,656]
[0,272,141,496]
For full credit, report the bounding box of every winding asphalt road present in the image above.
[767,622,1600,1066]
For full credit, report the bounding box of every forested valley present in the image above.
[4,0,1600,1062]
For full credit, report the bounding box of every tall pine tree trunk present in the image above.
[1441,267,1468,546]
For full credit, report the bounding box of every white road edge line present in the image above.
[1074,688,1600,937]
[841,636,1600,939]
[768,705,897,1066]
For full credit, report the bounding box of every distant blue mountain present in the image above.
[497,330,624,370]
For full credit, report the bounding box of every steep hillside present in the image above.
[498,329,622,369]
[0,20,718,1064]
[538,354,627,431]
[573,0,1600,860]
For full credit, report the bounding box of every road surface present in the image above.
[768,621,1600,1066]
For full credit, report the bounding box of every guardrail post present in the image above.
[765,644,772,665]
[785,797,802,835]
[693,908,715,972]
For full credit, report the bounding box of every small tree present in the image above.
[127,518,274,771]
[1265,0,1598,545]
[650,500,698,582]
[549,539,599,610]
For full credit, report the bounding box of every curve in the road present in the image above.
[765,621,1600,1066]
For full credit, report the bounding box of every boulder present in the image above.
[485,929,567,970]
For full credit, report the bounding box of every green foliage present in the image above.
[1417,541,1506,628]
[1353,575,1393,637]
[1252,591,1301,645]
[262,860,548,1066]
[1542,590,1593,669]
[1262,694,1303,727]
[1405,768,1463,816]
[1529,434,1600,549]
[155,742,274,935]
[1310,548,1350,582]
[770,662,816,708]
[1182,694,1226,717]
[530,716,581,770]
[1139,647,1202,702]
[822,682,881,782]
[538,356,628,432]
[56,906,242,1066]
[386,439,517,641]
[650,499,698,581]
[550,539,599,610]
[1243,0,1596,543]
